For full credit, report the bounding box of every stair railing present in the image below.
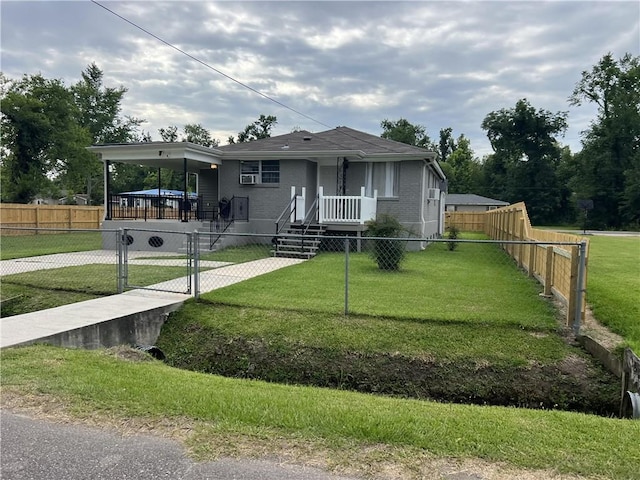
[275,195,299,235]
[209,196,248,250]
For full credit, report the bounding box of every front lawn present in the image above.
[1,345,637,479]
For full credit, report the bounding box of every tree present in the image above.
[568,53,640,228]
[440,135,482,194]
[438,127,456,162]
[69,63,145,203]
[1,74,90,203]
[480,98,568,224]
[183,123,218,147]
[228,114,277,143]
[380,118,434,148]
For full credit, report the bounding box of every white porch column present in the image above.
[318,186,324,224]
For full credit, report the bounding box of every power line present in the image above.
[90,0,334,130]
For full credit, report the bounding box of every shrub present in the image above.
[447,225,459,251]
[365,214,409,270]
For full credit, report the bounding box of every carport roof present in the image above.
[87,141,222,172]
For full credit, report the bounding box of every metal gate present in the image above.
[118,228,193,295]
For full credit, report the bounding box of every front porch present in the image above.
[283,186,378,230]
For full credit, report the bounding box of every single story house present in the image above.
[445,194,508,212]
[88,127,447,253]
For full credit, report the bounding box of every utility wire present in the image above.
[90,0,334,130]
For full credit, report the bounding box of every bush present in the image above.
[447,225,459,251]
[365,214,408,270]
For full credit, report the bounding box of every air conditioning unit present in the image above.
[427,188,440,200]
[239,174,258,185]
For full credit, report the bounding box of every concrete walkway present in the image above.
[0,254,304,349]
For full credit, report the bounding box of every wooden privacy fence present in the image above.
[0,204,104,234]
[484,202,588,327]
[445,211,486,232]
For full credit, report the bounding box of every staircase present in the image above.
[273,223,326,259]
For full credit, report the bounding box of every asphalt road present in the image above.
[0,411,358,480]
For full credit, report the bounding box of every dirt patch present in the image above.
[158,327,619,416]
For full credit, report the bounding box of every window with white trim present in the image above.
[365,162,399,197]
[241,160,280,184]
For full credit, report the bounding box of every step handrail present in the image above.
[275,195,299,235]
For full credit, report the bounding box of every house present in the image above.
[88,127,447,252]
[445,194,508,212]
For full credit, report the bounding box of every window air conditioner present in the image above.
[239,174,258,185]
[427,188,440,200]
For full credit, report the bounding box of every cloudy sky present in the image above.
[1,1,638,157]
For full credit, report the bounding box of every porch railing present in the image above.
[318,186,377,224]
[107,194,204,221]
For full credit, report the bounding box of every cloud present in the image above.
[1,0,638,158]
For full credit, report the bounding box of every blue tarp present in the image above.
[119,189,198,198]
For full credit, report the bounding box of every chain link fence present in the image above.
[1,227,586,331]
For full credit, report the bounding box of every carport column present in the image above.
[182,157,188,222]
[157,168,162,219]
[104,160,112,220]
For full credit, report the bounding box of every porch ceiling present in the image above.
[87,142,222,172]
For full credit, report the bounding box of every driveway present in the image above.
[0,411,357,480]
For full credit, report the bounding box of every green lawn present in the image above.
[586,236,640,351]
[205,241,557,330]
[1,231,103,260]
[1,345,638,479]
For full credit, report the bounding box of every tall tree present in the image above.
[481,98,568,224]
[1,73,90,203]
[380,118,434,148]
[568,53,640,228]
[438,127,456,162]
[440,135,482,193]
[70,63,144,203]
[228,114,277,143]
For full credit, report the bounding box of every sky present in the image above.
[1,1,639,158]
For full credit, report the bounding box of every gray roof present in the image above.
[217,126,436,156]
[445,194,509,206]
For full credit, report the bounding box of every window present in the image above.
[241,160,280,184]
[365,162,399,197]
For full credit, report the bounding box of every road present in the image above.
[0,411,358,480]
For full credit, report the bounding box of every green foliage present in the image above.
[480,98,569,225]
[364,214,408,270]
[568,53,640,229]
[228,114,277,143]
[0,64,145,204]
[440,134,483,194]
[380,118,434,149]
[446,225,459,251]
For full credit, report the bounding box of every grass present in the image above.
[1,345,638,479]
[1,231,102,260]
[586,236,640,352]
[204,241,557,330]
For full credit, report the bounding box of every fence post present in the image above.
[567,245,580,327]
[117,228,124,293]
[68,207,73,229]
[528,242,536,278]
[517,218,525,268]
[344,237,349,316]
[193,230,200,299]
[544,246,553,296]
[572,241,587,335]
